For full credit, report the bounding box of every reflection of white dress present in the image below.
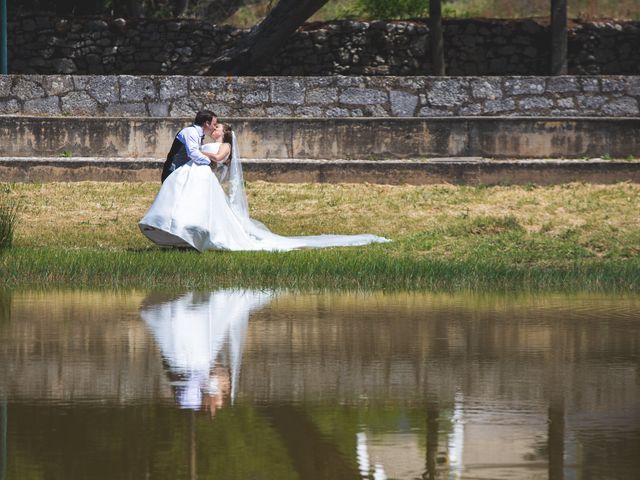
[140,290,272,409]
[139,142,389,252]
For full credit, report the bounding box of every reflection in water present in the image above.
[0,289,639,479]
[140,290,272,412]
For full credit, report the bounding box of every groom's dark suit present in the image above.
[161,126,206,183]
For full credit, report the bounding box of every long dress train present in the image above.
[139,137,390,252]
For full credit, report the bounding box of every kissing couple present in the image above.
[139,110,389,252]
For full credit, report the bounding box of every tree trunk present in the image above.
[429,0,445,75]
[204,0,329,75]
[173,0,189,17]
[129,0,146,17]
[550,0,567,74]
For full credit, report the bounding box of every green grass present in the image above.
[1,181,640,291]
[225,0,640,26]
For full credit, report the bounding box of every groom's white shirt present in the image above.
[176,124,211,165]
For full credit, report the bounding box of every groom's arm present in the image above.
[181,127,211,165]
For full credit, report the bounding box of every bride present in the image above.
[139,123,389,252]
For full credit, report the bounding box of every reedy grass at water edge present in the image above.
[3,246,639,291]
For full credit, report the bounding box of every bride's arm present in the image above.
[202,143,231,164]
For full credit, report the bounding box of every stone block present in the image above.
[504,78,545,95]
[41,76,74,96]
[325,107,351,117]
[169,97,200,116]
[418,106,454,116]
[294,106,323,117]
[271,78,305,105]
[581,78,600,92]
[0,76,11,97]
[239,107,266,116]
[0,99,19,114]
[471,78,502,99]
[266,106,293,116]
[626,77,640,96]
[390,90,418,116]
[24,96,61,114]
[339,88,386,105]
[306,77,335,88]
[336,76,365,88]
[61,92,98,114]
[518,96,553,110]
[119,76,158,102]
[484,98,516,113]
[307,87,338,104]
[427,79,469,106]
[87,76,119,104]
[546,77,579,93]
[556,98,576,109]
[160,77,188,101]
[460,103,483,115]
[601,78,626,93]
[12,77,45,99]
[148,102,169,117]
[189,77,226,93]
[577,95,607,109]
[209,85,237,103]
[602,97,639,116]
[362,104,389,116]
[242,89,269,106]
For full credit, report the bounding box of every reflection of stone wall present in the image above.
[1,74,639,117]
[241,294,640,405]
[8,16,640,76]
[0,291,172,402]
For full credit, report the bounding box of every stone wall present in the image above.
[8,15,640,76]
[0,74,638,117]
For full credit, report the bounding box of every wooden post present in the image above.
[429,0,445,76]
[550,0,568,75]
[1,0,7,74]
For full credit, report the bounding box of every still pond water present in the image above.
[0,289,638,480]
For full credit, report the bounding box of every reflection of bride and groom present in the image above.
[139,110,389,251]
[140,289,272,412]
[140,289,393,479]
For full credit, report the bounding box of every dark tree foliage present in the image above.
[11,0,260,21]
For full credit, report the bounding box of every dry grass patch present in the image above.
[2,182,640,261]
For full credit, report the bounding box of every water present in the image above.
[0,289,638,480]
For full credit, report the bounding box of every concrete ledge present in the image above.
[3,116,639,159]
[2,157,640,185]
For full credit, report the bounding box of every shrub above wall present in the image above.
[8,15,640,76]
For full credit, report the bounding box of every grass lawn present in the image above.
[1,181,639,290]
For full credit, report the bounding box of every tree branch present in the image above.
[202,0,329,75]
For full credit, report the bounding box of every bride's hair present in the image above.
[222,124,233,159]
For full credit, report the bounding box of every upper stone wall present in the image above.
[8,15,640,76]
[1,74,638,117]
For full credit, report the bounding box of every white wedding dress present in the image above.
[139,135,390,252]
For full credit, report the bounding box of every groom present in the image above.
[161,110,218,182]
